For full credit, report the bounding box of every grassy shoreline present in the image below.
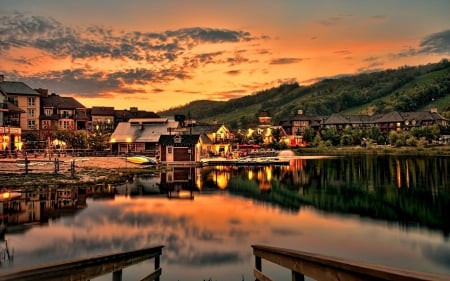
[294,145,450,156]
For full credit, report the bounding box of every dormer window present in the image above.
[174,135,182,144]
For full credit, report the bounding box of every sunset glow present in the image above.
[1,0,449,112]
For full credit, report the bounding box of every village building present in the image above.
[158,134,201,164]
[109,117,179,155]
[39,92,89,142]
[90,106,116,133]
[0,76,41,135]
[0,88,24,155]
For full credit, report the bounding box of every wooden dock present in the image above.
[0,245,163,281]
[252,244,450,281]
[1,244,449,280]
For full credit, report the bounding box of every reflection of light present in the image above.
[396,160,401,188]
[215,172,229,190]
[248,170,254,180]
[265,166,272,181]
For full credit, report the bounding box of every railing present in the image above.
[0,245,164,281]
[252,245,450,281]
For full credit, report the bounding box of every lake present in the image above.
[0,154,449,280]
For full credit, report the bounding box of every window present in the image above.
[28,120,36,129]
[27,108,35,117]
[168,146,173,154]
[42,120,51,129]
[28,97,35,106]
[59,120,72,129]
[45,108,53,116]
[7,96,18,106]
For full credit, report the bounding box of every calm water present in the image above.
[1,154,449,280]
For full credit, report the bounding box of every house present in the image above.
[114,107,159,123]
[0,86,25,154]
[90,106,115,132]
[0,76,41,133]
[279,108,449,145]
[39,93,89,140]
[158,134,201,164]
[185,122,233,156]
[110,117,180,155]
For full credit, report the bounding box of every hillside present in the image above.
[158,59,450,128]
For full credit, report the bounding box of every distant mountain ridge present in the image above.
[158,59,450,128]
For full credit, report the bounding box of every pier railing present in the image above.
[0,245,164,281]
[252,244,450,281]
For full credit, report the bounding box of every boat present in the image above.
[126,155,158,165]
[200,156,289,166]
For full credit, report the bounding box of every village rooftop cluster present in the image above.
[1,76,449,164]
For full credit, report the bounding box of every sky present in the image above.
[0,0,449,112]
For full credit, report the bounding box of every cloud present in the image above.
[0,12,256,63]
[418,29,450,54]
[319,16,344,27]
[396,29,450,57]
[269,57,304,65]
[226,70,241,76]
[7,67,192,97]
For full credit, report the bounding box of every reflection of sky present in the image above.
[3,194,450,280]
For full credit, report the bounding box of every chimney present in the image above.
[297,109,304,115]
[35,88,49,97]
[430,107,438,113]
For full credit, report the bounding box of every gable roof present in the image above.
[41,93,86,109]
[0,81,40,96]
[374,111,404,123]
[91,106,115,115]
[159,134,201,146]
[323,113,350,125]
[110,119,179,143]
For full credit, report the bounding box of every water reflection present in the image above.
[0,155,449,280]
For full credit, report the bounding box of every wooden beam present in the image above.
[0,246,164,281]
[252,245,450,281]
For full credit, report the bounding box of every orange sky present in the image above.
[0,0,449,112]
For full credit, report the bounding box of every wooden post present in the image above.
[255,255,262,281]
[112,269,122,281]
[155,254,160,281]
[292,271,304,281]
[24,155,29,174]
[54,158,59,174]
[71,160,75,178]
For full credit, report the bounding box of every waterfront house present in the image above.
[158,134,201,164]
[90,106,115,133]
[110,117,179,155]
[0,76,40,134]
[39,92,89,141]
[183,121,233,156]
[0,84,25,154]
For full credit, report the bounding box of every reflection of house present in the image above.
[39,92,89,140]
[159,167,197,192]
[158,134,201,164]
[110,118,180,155]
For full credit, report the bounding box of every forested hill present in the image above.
[157,59,450,128]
